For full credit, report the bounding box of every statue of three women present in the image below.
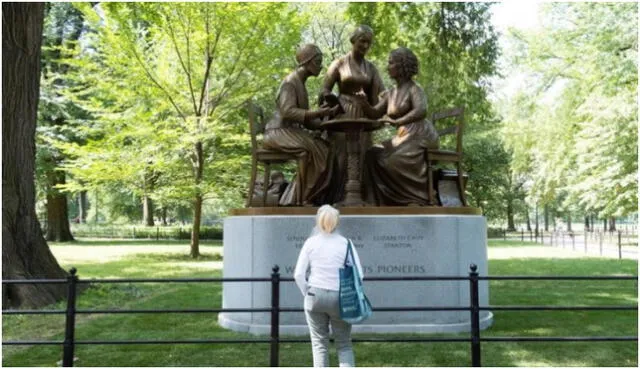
[263,25,439,207]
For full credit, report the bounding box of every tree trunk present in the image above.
[191,194,202,258]
[603,218,608,232]
[567,213,572,232]
[608,217,616,231]
[525,206,532,231]
[506,199,515,231]
[78,190,88,223]
[584,216,590,231]
[534,204,539,236]
[143,195,154,226]
[544,205,549,231]
[45,166,74,242]
[2,2,68,308]
[190,141,204,258]
[161,207,168,226]
[94,189,99,223]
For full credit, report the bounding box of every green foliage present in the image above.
[59,3,307,222]
[69,224,223,240]
[500,2,638,217]
[36,3,88,218]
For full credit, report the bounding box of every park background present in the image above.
[32,2,637,249]
[2,1,638,367]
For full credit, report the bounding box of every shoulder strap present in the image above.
[343,239,353,266]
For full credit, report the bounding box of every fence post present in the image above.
[62,268,78,367]
[270,265,280,367]
[618,231,622,259]
[469,264,481,367]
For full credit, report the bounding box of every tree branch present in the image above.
[123,29,187,121]
[163,7,198,115]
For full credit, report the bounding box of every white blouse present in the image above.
[293,232,364,295]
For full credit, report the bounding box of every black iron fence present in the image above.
[2,265,637,367]
[491,228,637,259]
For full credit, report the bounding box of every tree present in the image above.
[66,3,305,256]
[3,2,68,308]
[501,2,637,220]
[36,3,86,241]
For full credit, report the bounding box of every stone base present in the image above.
[220,210,492,335]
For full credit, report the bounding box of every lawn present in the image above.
[2,239,637,367]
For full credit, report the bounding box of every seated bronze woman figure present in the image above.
[358,47,439,206]
[263,44,339,206]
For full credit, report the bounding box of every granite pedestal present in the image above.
[219,208,493,335]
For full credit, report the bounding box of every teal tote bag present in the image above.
[338,239,372,323]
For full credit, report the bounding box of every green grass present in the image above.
[2,244,637,367]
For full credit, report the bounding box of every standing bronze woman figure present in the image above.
[321,25,385,204]
[359,47,439,206]
[263,44,339,206]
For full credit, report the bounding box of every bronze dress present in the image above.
[363,82,438,206]
[263,72,331,206]
[322,52,385,204]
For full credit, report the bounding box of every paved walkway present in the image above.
[488,246,606,260]
[51,243,636,268]
[50,245,223,267]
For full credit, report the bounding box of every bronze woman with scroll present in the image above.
[263,44,340,206]
[359,47,439,206]
[321,25,385,204]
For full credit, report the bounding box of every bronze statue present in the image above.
[359,47,439,206]
[320,25,385,204]
[249,171,289,207]
[263,44,339,206]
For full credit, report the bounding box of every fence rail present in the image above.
[2,265,637,367]
[490,228,638,259]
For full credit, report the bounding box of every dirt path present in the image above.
[487,246,609,259]
[51,244,632,266]
[50,245,222,263]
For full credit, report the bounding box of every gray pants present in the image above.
[304,287,355,367]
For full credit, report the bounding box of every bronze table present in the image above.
[321,118,384,207]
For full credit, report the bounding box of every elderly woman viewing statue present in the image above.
[320,25,385,204]
[263,44,340,206]
[358,47,439,206]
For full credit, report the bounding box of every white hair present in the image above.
[315,204,340,234]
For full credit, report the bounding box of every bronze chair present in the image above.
[246,101,305,207]
[426,107,467,206]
